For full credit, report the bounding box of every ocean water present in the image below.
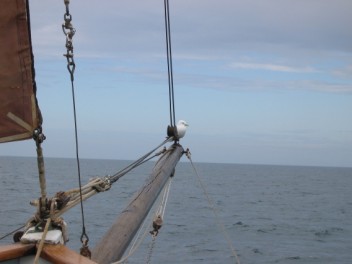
[0,156,351,263]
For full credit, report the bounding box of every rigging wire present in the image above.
[145,236,156,264]
[146,177,172,263]
[156,177,172,218]
[164,0,176,129]
[0,225,26,241]
[185,149,241,264]
[33,139,172,223]
[109,138,171,183]
[62,0,89,246]
[110,177,173,264]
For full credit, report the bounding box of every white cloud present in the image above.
[307,81,352,93]
[230,62,317,73]
[332,65,352,78]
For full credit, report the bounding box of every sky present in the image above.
[1,0,352,167]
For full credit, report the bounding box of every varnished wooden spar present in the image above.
[91,144,184,264]
[40,244,97,264]
[0,243,96,264]
[0,243,35,261]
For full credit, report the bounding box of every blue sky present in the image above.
[1,0,351,167]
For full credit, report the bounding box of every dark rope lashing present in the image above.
[164,0,177,140]
[62,0,90,257]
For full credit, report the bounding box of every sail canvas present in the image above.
[0,0,41,143]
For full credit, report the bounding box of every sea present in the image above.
[0,156,351,264]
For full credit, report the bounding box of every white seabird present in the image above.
[176,120,189,139]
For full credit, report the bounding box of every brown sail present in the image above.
[0,0,42,143]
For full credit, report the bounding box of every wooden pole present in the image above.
[36,142,49,219]
[91,144,184,264]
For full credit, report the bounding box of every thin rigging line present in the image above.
[110,177,173,264]
[62,0,89,244]
[70,80,89,243]
[187,153,241,264]
[164,0,176,128]
[109,138,171,183]
[0,225,26,241]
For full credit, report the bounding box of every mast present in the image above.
[91,144,184,264]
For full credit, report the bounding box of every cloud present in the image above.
[303,81,352,93]
[229,62,317,73]
[28,0,352,59]
[332,65,352,78]
[31,24,63,57]
[171,70,352,94]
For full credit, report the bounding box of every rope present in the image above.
[35,134,47,212]
[145,236,156,264]
[33,218,52,264]
[109,138,171,183]
[110,177,173,264]
[146,177,172,263]
[24,141,171,224]
[164,0,176,128]
[157,177,172,218]
[185,150,241,264]
[62,0,89,245]
[109,208,153,264]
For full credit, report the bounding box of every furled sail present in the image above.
[0,0,42,143]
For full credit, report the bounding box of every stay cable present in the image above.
[164,0,176,128]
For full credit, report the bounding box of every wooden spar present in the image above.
[91,144,184,264]
[40,244,97,264]
[0,244,96,264]
[0,244,35,261]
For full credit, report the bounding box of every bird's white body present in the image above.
[176,120,189,139]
